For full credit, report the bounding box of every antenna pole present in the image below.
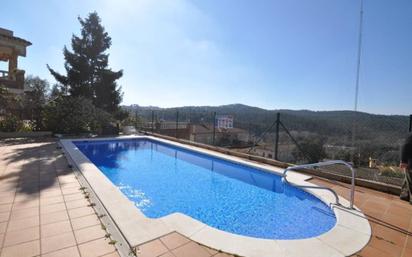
[354,0,364,112]
[351,0,364,165]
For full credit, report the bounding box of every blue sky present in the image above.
[1,0,411,115]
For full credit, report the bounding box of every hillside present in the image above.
[124,104,410,144]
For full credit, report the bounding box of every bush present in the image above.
[44,96,114,134]
[292,135,327,163]
[0,115,24,132]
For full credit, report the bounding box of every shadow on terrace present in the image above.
[0,138,74,200]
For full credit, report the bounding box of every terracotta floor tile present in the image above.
[159,253,175,257]
[382,213,412,229]
[74,224,106,244]
[41,246,80,257]
[0,199,13,206]
[68,206,94,219]
[0,239,40,257]
[7,216,39,232]
[369,235,403,257]
[58,175,78,184]
[12,199,40,210]
[388,204,412,217]
[0,212,10,222]
[41,231,76,254]
[101,252,120,257]
[406,236,412,250]
[0,233,4,247]
[40,189,63,199]
[203,246,218,255]
[40,202,66,214]
[13,193,39,203]
[78,238,116,257]
[10,206,39,220]
[41,220,72,238]
[137,239,169,257]
[0,193,16,205]
[172,241,211,257]
[61,187,81,196]
[40,195,64,206]
[60,182,80,190]
[70,214,100,230]
[160,232,190,250]
[41,210,69,225]
[63,193,84,202]
[65,199,89,209]
[0,204,12,213]
[3,226,40,247]
[0,222,7,233]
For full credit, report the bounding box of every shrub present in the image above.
[44,96,114,134]
[0,115,24,132]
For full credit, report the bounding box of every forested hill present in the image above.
[123,104,410,143]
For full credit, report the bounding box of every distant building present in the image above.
[0,28,31,94]
[189,124,248,146]
[216,115,233,129]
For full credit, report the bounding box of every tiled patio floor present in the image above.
[312,177,412,257]
[1,139,412,257]
[0,140,119,257]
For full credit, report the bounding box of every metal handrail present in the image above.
[282,160,356,209]
[0,70,9,78]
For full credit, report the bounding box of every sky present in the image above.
[1,0,411,115]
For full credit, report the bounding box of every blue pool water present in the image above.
[74,138,336,239]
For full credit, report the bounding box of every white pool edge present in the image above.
[61,135,371,257]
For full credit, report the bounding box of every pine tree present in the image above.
[47,12,123,114]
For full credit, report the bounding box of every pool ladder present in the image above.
[282,160,356,209]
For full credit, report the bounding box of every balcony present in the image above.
[0,70,8,78]
[0,69,25,92]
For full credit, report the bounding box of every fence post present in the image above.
[274,113,280,160]
[175,111,179,138]
[212,112,216,145]
[151,111,154,134]
[409,114,412,132]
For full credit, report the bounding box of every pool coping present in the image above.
[61,135,371,257]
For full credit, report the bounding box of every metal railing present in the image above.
[0,70,9,78]
[282,160,356,209]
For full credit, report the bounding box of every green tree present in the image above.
[47,12,123,114]
[0,86,12,113]
[23,76,50,130]
[0,86,24,132]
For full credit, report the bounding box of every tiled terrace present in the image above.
[1,139,412,257]
[0,140,119,257]
[313,178,412,257]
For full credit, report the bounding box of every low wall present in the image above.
[0,131,53,138]
[144,131,401,196]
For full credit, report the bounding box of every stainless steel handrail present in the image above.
[282,160,356,209]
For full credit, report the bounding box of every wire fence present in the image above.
[127,107,412,187]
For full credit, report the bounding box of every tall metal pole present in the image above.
[151,111,154,134]
[212,112,216,145]
[351,0,364,165]
[274,113,280,160]
[354,0,364,112]
[175,111,179,138]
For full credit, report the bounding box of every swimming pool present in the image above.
[74,138,336,240]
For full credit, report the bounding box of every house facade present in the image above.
[0,28,31,94]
